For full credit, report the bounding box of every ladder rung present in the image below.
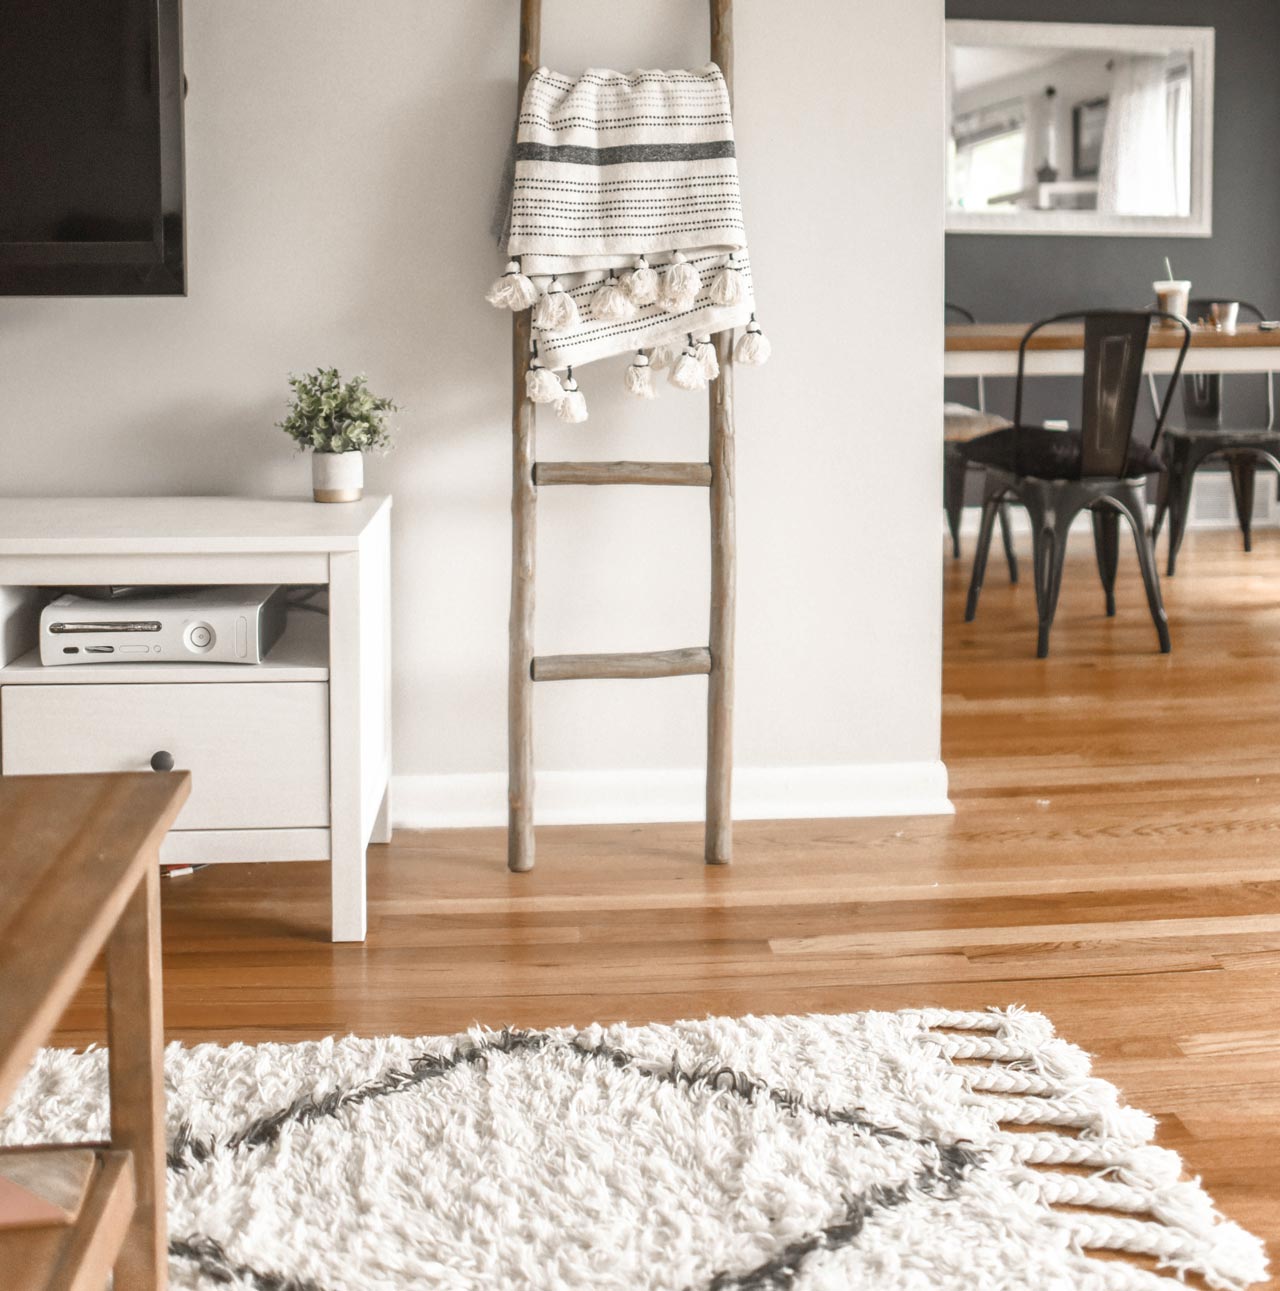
[532,647,712,682]
[534,461,712,487]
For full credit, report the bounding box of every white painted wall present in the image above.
[0,1,949,826]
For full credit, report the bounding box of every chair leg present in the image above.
[943,449,965,560]
[997,502,1019,583]
[1031,513,1070,659]
[1228,453,1257,553]
[1113,486,1171,654]
[964,491,1001,622]
[1152,444,1171,542]
[1091,507,1120,616]
[1164,440,1197,576]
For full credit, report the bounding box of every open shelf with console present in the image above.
[0,496,392,942]
[0,602,329,685]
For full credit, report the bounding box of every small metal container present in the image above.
[1209,301,1240,334]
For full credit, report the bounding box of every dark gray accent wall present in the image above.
[945,0,1280,433]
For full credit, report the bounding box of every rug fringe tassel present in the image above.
[912,1007,1269,1291]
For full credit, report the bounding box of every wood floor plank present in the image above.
[771,913,1280,955]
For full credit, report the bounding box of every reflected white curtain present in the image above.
[1169,71,1192,215]
[1097,56,1178,216]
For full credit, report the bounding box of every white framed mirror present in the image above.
[946,21,1214,237]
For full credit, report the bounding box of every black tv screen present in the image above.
[0,0,186,296]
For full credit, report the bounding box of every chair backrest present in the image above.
[1013,310,1191,479]
[945,301,985,412]
[1179,298,1269,429]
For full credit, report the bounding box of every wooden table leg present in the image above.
[106,860,167,1291]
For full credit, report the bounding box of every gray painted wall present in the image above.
[945,0,1280,433]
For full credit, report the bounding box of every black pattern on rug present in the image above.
[168,1027,976,1171]
[164,1027,982,1290]
[171,1235,332,1291]
[704,1156,975,1291]
[168,1029,553,1168]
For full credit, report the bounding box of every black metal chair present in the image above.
[959,310,1191,657]
[943,302,1017,580]
[1150,298,1278,574]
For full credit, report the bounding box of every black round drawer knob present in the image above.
[150,750,175,772]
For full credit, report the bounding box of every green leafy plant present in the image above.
[277,367,399,454]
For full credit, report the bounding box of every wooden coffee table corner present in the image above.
[0,772,191,1291]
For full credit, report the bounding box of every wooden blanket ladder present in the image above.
[508,0,737,872]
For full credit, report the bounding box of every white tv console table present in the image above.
[0,496,391,942]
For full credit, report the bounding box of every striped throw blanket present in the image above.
[487,64,769,419]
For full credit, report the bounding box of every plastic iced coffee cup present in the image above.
[1153,280,1191,324]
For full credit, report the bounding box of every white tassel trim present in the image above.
[555,371,588,423]
[590,274,638,321]
[525,360,562,405]
[708,258,745,307]
[533,279,581,333]
[735,317,771,365]
[623,257,660,306]
[669,344,708,391]
[696,335,720,381]
[486,259,539,311]
[661,288,698,316]
[624,353,657,399]
[648,342,682,371]
[660,251,701,314]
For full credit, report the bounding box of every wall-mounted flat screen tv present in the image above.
[0,0,186,296]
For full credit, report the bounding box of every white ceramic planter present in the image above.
[312,450,364,503]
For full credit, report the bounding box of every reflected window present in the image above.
[950,99,1027,211]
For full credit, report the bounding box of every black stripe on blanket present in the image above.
[515,140,736,166]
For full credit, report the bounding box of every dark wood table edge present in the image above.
[945,322,1280,352]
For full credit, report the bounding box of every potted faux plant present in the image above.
[277,367,398,502]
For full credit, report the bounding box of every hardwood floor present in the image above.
[50,527,1280,1277]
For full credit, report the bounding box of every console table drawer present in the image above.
[1,682,329,830]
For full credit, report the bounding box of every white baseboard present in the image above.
[957,508,1098,538]
[391,760,953,830]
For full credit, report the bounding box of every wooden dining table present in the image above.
[946,322,1280,378]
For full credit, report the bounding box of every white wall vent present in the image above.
[1188,470,1280,529]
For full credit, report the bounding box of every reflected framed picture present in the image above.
[1072,97,1108,179]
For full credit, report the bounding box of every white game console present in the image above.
[40,586,287,666]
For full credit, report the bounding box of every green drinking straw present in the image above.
[1164,256,1175,282]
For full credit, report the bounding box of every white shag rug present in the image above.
[1,1008,1268,1291]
